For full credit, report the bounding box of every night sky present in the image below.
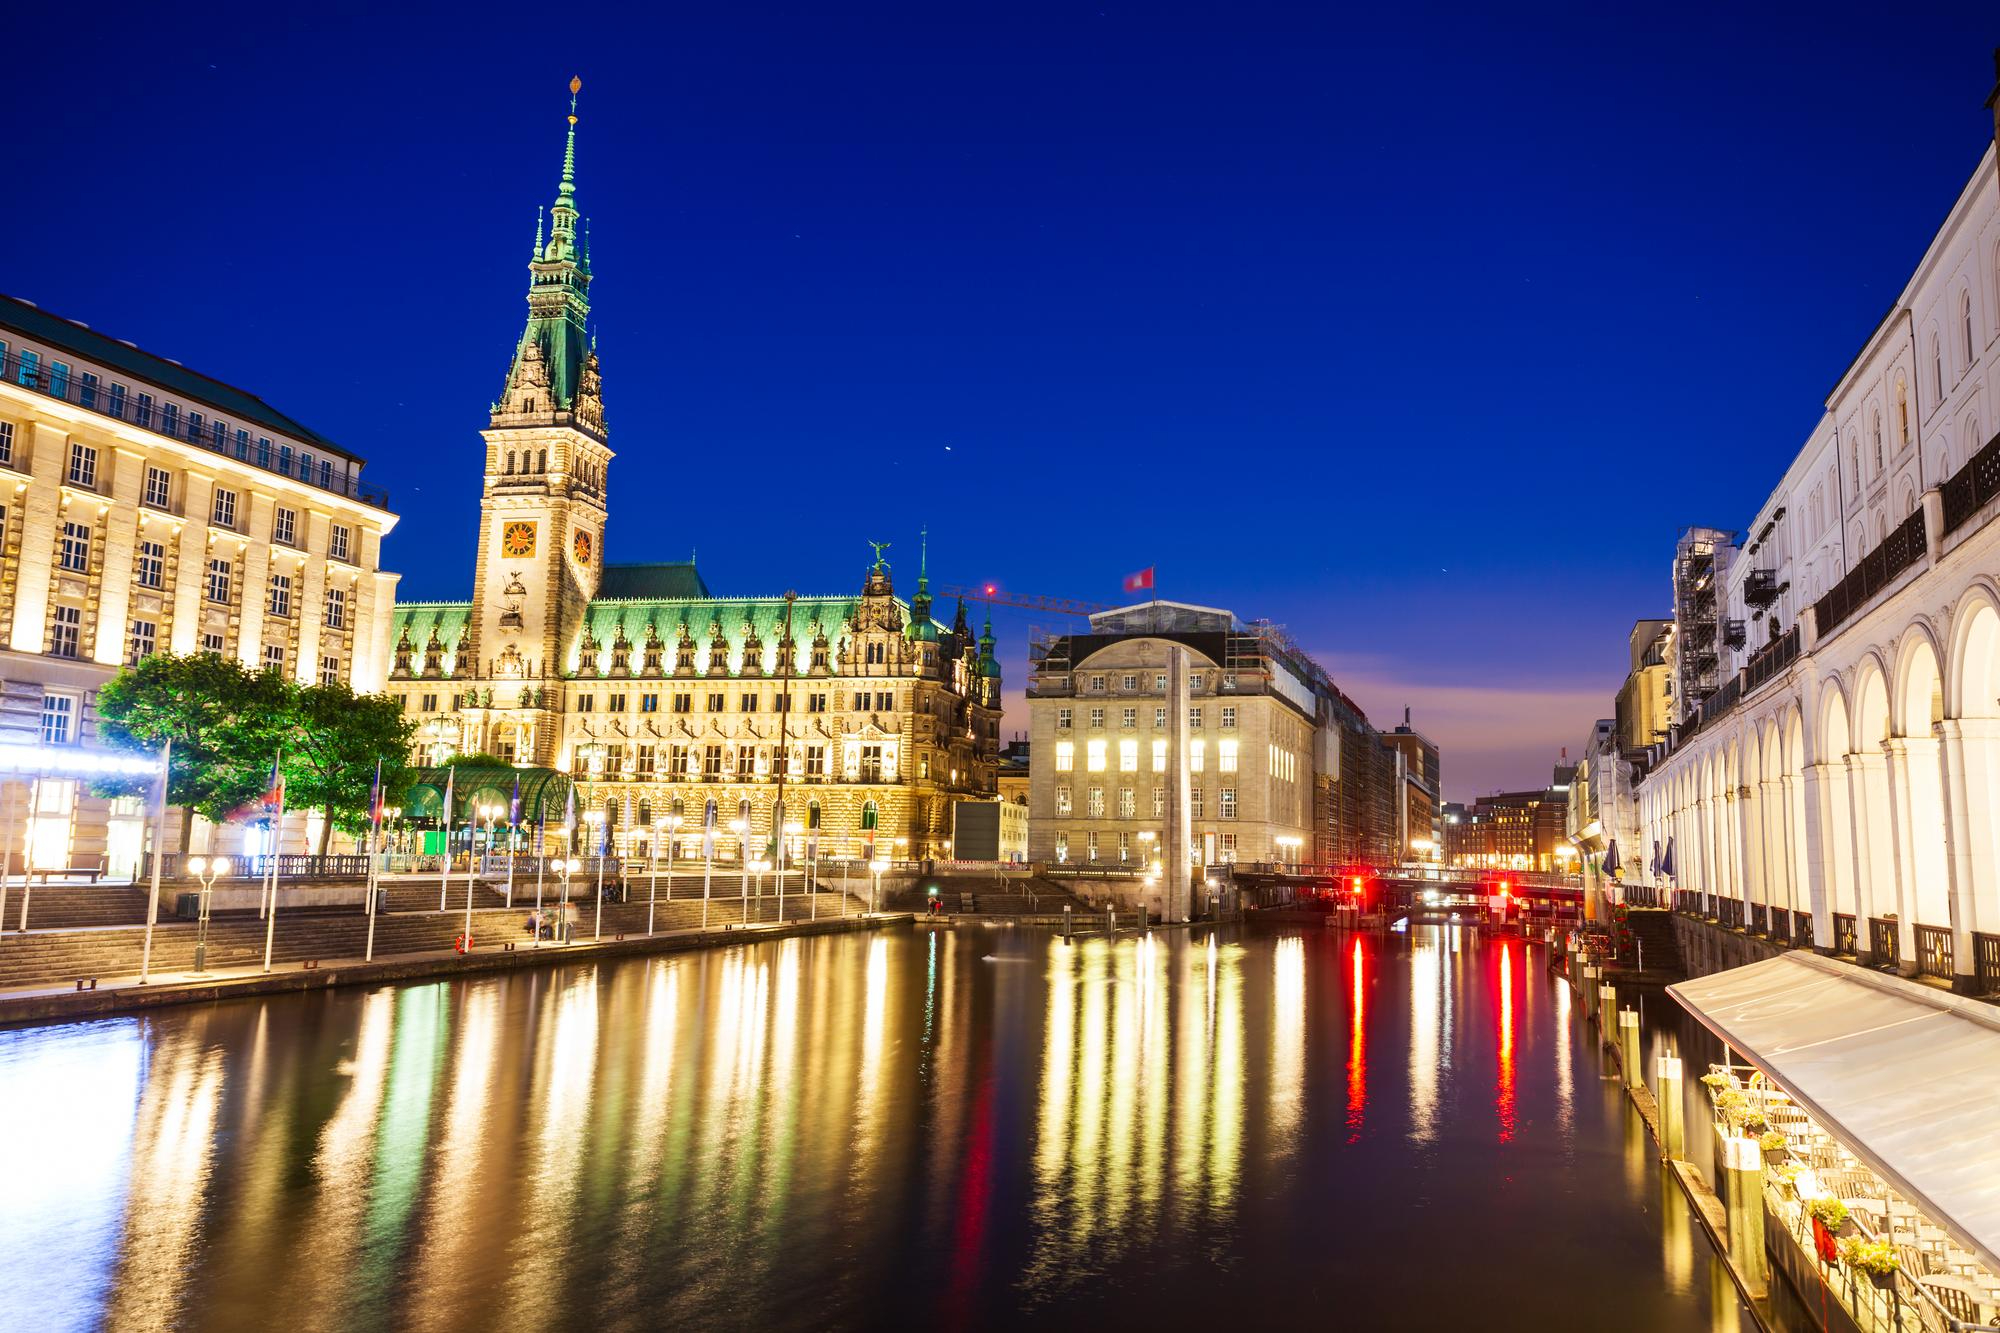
[14,3,1998,798]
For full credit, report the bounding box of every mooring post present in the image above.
[1619,1008,1641,1089]
[1720,1132,1770,1294]
[1063,904,1073,940]
[1657,1055,1684,1159]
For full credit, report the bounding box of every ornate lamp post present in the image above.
[184,854,229,974]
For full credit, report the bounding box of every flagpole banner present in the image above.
[1122,566,1155,594]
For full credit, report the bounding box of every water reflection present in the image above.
[1,927,1753,1331]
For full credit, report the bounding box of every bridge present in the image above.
[1224,862,1587,919]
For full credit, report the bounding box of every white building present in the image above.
[1630,119,2000,994]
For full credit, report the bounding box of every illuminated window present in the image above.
[330,524,351,562]
[1152,739,1167,772]
[1191,739,1205,771]
[1189,706,1203,728]
[49,606,81,659]
[127,620,157,665]
[1221,706,1236,729]
[1118,739,1138,771]
[0,421,12,465]
[274,506,297,545]
[1086,786,1104,817]
[1089,675,1105,691]
[1191,786,1205,818]
[263,643,285,672]
[211,487,237,528]
[1056,832,1069,862]
[144,467,171,510]
[1121,674,1137,690]
[324,587,347,629]
[1086,739,1107,772]
[136,541,164,590]
[1056,784,1072,815]
[1221,788,1237,819]
[1155,674,1167,690]
[1057,707,1072,729]
[1154,707,1166,727]
[1118,787,1135,819]
[39,693,75,744]
[1152,786,1164,817]
[1121,707,1136,728]
[59,522,90,572]
[1086,831,1099,861]
[67,442,97,489]
[1219,739,1238,773]
[1055,741,1075,772]
[268,574,292,618]
[1089,707,1104,728]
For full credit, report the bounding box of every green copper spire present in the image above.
[906,526,939,642]
[495,76,597,426]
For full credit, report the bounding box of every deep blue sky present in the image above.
[15,3,1998,797]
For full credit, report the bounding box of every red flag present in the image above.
[1122,567,1155,593]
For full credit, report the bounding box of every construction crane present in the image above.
[935,583,1111,619]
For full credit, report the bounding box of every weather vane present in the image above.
[869,540,891,573]
[569,75,581,123]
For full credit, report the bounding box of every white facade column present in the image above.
[1934,719,1985,991]
[1739,777,1766,919]
[1879,738,1919,974]
[1800,762,1834,949]
[1773,774,1797,920]
[1846,751,1890,959]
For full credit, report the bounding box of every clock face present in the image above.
[573,529,594,565]
[501,521,537,557]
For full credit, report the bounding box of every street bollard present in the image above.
[1139,903,1148,931]
[1599,985,1618,1041]
[1619,1009,1641,1090]
[1580,965,1598,1019]
[1106,905,1116,935]
[1720,1133,1770,1293]
[1657,1056,1684,1159]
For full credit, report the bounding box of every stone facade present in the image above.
[386,87,1002,863]
[0,296,399,873]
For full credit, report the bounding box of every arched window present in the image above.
[1896,377,1908,446]
[1963,291,1976,366]
[1851,441,1861,484]
[538,448,548,472]
[1872,411,1883,470]
[1932,335,1944,399]
[1969,414,1984,460]
[505,450,515,475]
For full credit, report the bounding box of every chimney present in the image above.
[1403,705,1411,727]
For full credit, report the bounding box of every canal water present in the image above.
[1,925,1755,1331]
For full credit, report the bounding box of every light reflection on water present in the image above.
[2,924,1752,1331]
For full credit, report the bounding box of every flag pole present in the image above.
[438,768,455,911]
[532,796,546,949]
[262,750,285,972]
[139,738,172,984]
[365,757,383,962]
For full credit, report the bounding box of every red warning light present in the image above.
[1498,880,1512,897]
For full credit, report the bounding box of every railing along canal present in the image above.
[1868,917,1899,967]
[1974,932,2000,995]
[1913,923,1954,982]
[1834,912,1858,955]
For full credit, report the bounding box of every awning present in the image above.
[1670,953,2000,1274]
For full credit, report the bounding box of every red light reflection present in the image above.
[1346,935,1367,1143]
[1496,940,1517,1143]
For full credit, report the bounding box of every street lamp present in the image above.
[548,857,575,943]
[184,855,229,974]
[868,857,889,914]
[732,817,751,924]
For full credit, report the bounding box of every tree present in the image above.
[282,680,417,854]
[95,653,291,850]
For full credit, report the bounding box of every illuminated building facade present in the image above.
[0,296,399,874]
[388,87,1002,861]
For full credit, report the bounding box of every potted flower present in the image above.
[1807,1197,1849,1263]
[1758,1129,1788,1166]
[1700,1072,1727,1090]
[1840,1236,1900,1290]
[1741,1110,1770,1135]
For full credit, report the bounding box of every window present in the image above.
[16,349,39,386]
[1219,739,1239,772]
[0,421,12,465]
[1118,831,1131,861]
[59,521,90,572]
[1118,787,1136,819]
[1219,833,1237,861]
[256,437,272,467]
[135,541,164,590]
[858,744,885,782]
[1191,786,1205,818]
[1191,673,1205,690]
[235,429,250,460]
[671,693,693,714]
[211,488,237,528]
[1119,739,1138,771]
[79,372,98,409]
[1086,832,1099,862]
[607,693,626,712]
[1153,786,1165,817]
[263,643,285,672]
[39,693,75,745]
[1086,786,1105,817]
[1964,292,1976,365]
[1933,336,1945,399]
[49,362,70,399]
[1897,378,1909,446]
[1086,739,1107,772]
[640,693,659,713]
[736,744,757,776]
[1155,674,1167,690]
[143,467,171,509]
[205,559,232,604]
[1221,673,1236,689]
[330,524,351,562]
[320,657,341,687]
[1121,707,1136,728]
[739,692,758,712]
[1191,739,1206,771]
[136,393,155,428]
[1058,707,1072,729]
[875,691,893,712]
[1221,706,1237,729]
[703,744,724,778]
[186,411,203,443]
[274,507,296,545]
[1055,740,1075,772]
[1121,674,1137,690]
[1154,707,1167,728]
[1089,675,1105,691]
[1056,784,1072,815]
[324,587,347,629]
[127,620,157,665]
[1089,707,1104,728]
[1189,706,1203,728]
[201,633,224,653]
[807,692,827,713]
[576,694,595,713]
[807,744,827,777]
[1055,832,1069,863]
[49,606,81,659]
[268,573,293,617]
[1221,788,1237,819]
[636,744,657,777]
[108,384,126,420]
[1872,412,1882,471]
[67,442,97,489]
[1152,739,1167,772]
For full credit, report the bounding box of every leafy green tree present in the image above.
[281,681,417,854]
[441,752,508,768]
[94,653,291,850]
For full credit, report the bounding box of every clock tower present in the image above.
[466,77,611,765]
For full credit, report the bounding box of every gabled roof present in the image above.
[0,293,351,458]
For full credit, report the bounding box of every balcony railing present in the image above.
[1743,625,1800,694]
[1940,427,2000,533]
[1868,916,1898,966]
[1743,568,1781,607]
[1914,923,1954,982]
[1812,507,1926,639]
[1833,912,1857,955]
[1974,932,2000,996]
[1,347,390,510]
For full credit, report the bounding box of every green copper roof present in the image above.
[497,82,593,414]
[597,561,710,600]
[578,593,894,677]
[393,601,473,644]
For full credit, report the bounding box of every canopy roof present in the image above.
[403,766,575,820]
[1670,953,2000,1274]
